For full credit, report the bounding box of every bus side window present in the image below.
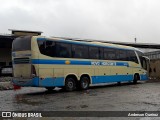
[89,46,99,59]
[38,41,46,55]
[99,47,104,59]
[117,50,127,61]
[38,40,56,57]
[56,42,71,58]
[72,44,89,59]
[127,51,138,63]
[72,45,82,58]
[45,41,56,57]
[104,48,116,60]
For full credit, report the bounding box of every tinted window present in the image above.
[38,40,72,58]
[38,40,56,57]
[99,47,104,59]
[38,40,45,54]
[127,51,138,63]
[56,42,71,58]
[104,48,116,60]
[12,36,31,51]
[72,44,88,59]
[89,46,99,59]
[117,50,127,61]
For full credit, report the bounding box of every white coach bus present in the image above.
[12,36,149,91]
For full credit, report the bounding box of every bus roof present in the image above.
[34,36,141,52]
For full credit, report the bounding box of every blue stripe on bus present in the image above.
[116,62,128,66]
[12,74,148,87]
[32,59,65,64]
[91,75,134,84]
[39,77,64,87]
[12,77,39,87]
[31,59,129,66]
[70,60,91,65]
[92,74,148,84]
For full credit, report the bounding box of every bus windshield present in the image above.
[12,36,31,51]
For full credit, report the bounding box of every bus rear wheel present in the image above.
[65,77,76,92]
[80,76,90,90]
[45,87,55,91]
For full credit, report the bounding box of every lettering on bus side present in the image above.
[91,61,116,66]
[101,62,116,66]
[91,61,100,65]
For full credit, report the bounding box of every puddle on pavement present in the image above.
[131,85,139,88]
[142,102,158,106]
[14,94,43,106]
[80,105,88,108]
[66,105,88,110]
[66,105,76,109]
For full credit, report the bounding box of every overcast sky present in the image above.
[0,0,160,43]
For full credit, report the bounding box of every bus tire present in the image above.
[45,87,55,91]
[65,77,76,92]
[80,76,90,90]
[133,74,139,84]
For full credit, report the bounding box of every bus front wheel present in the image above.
[65,77,76,92]
[80,76,90,90]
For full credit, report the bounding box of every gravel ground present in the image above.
[0,77,13,90]
[0,80,160,120]
[0,77,12,82]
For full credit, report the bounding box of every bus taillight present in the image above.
[13,84,21,90]
[31,65,36,77]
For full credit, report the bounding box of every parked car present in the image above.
[0,66,13,77]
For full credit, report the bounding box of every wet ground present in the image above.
[0,81,160,119]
